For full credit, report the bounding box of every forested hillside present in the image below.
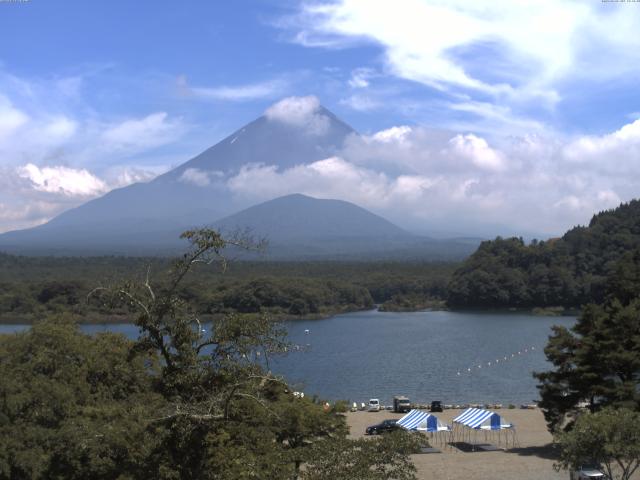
[0,254,456,323]
[447,200,640,309]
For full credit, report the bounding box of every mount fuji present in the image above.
[0,102,478,259]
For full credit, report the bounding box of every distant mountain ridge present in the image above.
[214,194,410,241]
[0,104,477,259]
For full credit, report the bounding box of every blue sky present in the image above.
[1,0,640,236]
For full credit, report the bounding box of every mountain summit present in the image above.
[162,103,354,182]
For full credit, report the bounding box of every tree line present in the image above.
[0,256,456,323]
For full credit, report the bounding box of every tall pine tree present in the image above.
[535,248,640,431]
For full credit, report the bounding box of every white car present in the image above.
[368,398,381,412]
[570,466,607,479]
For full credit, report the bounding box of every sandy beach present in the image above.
[346,408,567,480]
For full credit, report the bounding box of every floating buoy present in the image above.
[304,329,310,335]
[457,344,541,379]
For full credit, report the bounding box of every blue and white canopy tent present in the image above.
[396,409,452,445]
[452,408,518,448]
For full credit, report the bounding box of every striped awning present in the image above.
[396,409,437,431]
[453,408,501,429]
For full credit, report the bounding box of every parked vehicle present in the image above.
[570,466,607,479]
[368,398,381,411]
[365,419,398,435]
[430,401,443,412]
[393,396,411,413]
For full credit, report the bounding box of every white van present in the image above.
[368,398,381,412]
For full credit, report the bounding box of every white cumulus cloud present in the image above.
[179,168,224,187]
[563,119,640,162]
[17,163,109,197]
[447,134,505,171]
[227,157,434,209]
[264,95,330,136]
[0,162,163,233]
[369,126,412,144]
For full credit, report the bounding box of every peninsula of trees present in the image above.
[448,200,640,310]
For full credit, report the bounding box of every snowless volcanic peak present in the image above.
[162,96,355,182]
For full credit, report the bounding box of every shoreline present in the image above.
[0,308,363,326]
[0,304,579,326]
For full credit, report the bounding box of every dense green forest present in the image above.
[5,199,640,320]
[448,200,640,309]
[0,253,456,323]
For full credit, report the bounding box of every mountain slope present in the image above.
[161,106,354,181]
[214,193,409,241]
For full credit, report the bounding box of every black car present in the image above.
[365,419,398,435]
[430,401,443,412]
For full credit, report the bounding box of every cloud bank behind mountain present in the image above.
[2,95,639,238]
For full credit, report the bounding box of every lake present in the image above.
[0,309,574,406]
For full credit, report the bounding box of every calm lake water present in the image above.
[0,310,574,406]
